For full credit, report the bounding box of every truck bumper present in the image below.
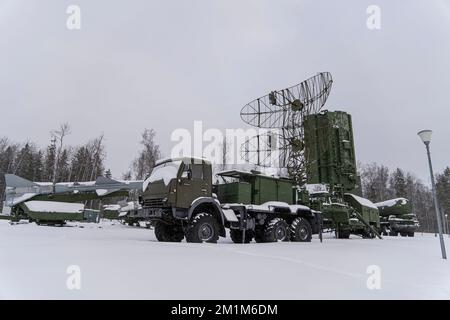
[391,224,418,232]
[126,208,163,219]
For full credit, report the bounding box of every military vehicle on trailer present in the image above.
[1,174,142,225]
[375,198,419,237]
[303,184,380,239]
[131,157,320,243]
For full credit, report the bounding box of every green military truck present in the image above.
[130,157,320,243]
[303,184,381,239]
[374,198,419,237]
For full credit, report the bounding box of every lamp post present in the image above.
[418,129,446,259]
[443,210,448,235]
[446,214,449,237]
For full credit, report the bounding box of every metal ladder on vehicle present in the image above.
[353,210,383,239]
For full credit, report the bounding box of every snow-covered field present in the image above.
[0,220,449,300]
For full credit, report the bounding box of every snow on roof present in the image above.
[143,161,182,190]
[216,169,254,177]
[24,201,84,213]
[305,184,329,194]
[155,156,211,166]
[345,194,378,209]
[246,201,310,212]
[103,204,121,211]
[374,198,408,208]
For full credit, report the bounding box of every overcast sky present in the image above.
[1,0,449,183]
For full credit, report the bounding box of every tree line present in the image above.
[359,163,450,233]
[0,124,161,208]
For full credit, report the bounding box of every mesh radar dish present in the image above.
[239,72,333,183]
[240,72,333,129]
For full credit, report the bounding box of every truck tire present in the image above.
[263,218,289,242]
[400,232,407,237]
[185,213,219,243]
[230,230,254,244]
[154,222,184,242]
[167,225,185,242]
[390,230,398,236]
[254,227,265,243]
[407,231,415,237]
[154,221,167,241]
[290,217,312,242]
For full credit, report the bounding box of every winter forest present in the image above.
[0,123,449,233]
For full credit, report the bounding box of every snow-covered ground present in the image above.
[0,220,449,300]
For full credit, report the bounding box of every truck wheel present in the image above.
[185,213,219,243]
[230,230,254,244]
[167,225,185,242]
[263,218,289,242]
[154,222,184,242]
[400,232,407,237]
[254,227,265,243]
[154,221,167,241]
[290,217,312,242]
[390,230,398,236]
[407,231,415,237]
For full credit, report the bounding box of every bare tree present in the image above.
[213,136,230,175]
[51,123,71,184]
[89,134,105,181]
[131,129,161,180]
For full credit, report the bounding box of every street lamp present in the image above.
[418,129,447,259]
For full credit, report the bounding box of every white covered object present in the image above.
[375,198,408,208]
[24,201,84,213]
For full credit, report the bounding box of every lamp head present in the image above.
[418,129,433,145]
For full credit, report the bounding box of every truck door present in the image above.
[176,163,209,208]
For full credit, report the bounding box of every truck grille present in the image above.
[144,198,165,208]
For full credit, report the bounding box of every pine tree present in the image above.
[390,168,407,198]
[436,167,450,231]
[122,170,132,181]
[32,150,44,181]
[56,149,70,182]
[70,146,89,181]
[14,143,35,180]
[43,139,56,182]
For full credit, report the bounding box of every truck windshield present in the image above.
[143,160,182,190]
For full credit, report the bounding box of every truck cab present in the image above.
[141,157,212,210]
